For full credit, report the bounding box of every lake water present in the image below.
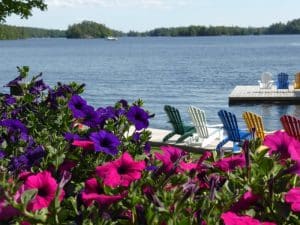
[1,35,300,131]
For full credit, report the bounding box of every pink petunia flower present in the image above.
[179,161,197,172]
[263,131,296,160]
[81,178,125,207]
[72,140,94,151]
[221,211,276,225]
[213,154,246,172]
[285,187,300,212]
[96,152,146,187]
[155,146,185,173]
[230,190,260,212]
[22,171,64,211]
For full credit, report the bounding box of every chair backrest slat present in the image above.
[261,72,272,84]
[281,115,300,140]
[277,72,289,89]
[294,72,300,89]
[164,105,185,134]
[242,111,265,139]
[218,110,240,142]
[188,106,209,138]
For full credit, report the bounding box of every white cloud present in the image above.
[46,0,191,8]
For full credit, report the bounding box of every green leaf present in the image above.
[21,189,37,205]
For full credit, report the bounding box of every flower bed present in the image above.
[0,67,299,224]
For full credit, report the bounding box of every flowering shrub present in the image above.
[0,67,299,224]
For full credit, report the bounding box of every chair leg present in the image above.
[176,132,193,143]
[163,132,176,142]
[216,138,229,152]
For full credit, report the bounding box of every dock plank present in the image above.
[229,85,300,104]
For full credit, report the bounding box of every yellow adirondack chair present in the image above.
[242,111,265,139]
[294,72,300,89]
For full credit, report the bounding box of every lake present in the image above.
[1,35,300,131]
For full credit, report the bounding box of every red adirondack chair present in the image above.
[280,115,300,140]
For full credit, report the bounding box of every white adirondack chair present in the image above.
[258,72,274,89]
[187,106,223,147]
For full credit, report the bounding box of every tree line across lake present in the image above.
[1,19,300,40]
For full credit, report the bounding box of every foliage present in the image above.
[66,21,123,39]
[0,0,47,22]
[0,67,300,224]
[0,24,65,40]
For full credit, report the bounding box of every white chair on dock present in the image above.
[258,72,274,89]
[187,106,223,147]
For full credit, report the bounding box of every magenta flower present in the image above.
[285,187,300,212]
[96,152,146,187]
[81,178,125,207]
[90,130,120,155]
[221,212,276,225]
[72,140,95,151]
[179,161,197,172]
[155,146,185,173]
[286,139,300,162]
[22,171,63,211]
[213,154,246,172]
[127,106,149,130]
[263,131,295,160]
[230,190,260,212]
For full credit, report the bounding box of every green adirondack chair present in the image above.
[163,105,195,143]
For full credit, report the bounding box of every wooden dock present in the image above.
[229,85,300,104]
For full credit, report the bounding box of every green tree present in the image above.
[0,0,47,22]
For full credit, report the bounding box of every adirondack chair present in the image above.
[294,72,300,89]
[258,72,274,89]
[242,111,265,139]
[280,115,300,140]
[276,72,289,89]
[163,105,195,143]
[216,110,251,153]
[187,106,223,147]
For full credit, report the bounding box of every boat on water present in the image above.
[106,36,118,41]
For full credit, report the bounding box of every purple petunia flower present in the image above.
[55,84,75,97]
[0,150,6,159]
[68,95,88,118]
[127,106,149,130]
[64,132,81,143]
[132,132,140,142]
[82,105,100,128]
[9,155,29,171]
[8,146,45,171]
[26,146,46,166]
[96,106,116,128]
[4,74,24,87]
[3,94,16,105]
[29,79,49,95]
[144,142,151,154]
[90,130,121,155]
[118,99,128,109]
[0,119,28,142]
[0,119,27,133]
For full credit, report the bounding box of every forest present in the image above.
[1,18,300,40]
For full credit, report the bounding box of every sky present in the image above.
[5,0,300,32]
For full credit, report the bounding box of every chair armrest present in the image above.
[207,124,223,128]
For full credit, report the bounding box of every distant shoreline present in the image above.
[2,18,300,40]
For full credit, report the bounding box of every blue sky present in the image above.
[5,0,300,32]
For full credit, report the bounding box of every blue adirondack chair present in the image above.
[276,72,289,89]
[216,110,251,153]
